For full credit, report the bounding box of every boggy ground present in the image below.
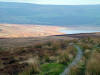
[0,33,100,75]
[0,39,77,75]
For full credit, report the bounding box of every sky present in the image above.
[0,0,100,5]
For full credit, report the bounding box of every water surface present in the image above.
[60,26,100,34]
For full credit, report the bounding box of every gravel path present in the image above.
[60,45,83,75]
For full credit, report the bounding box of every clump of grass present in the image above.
[44,55,50,62]
[18,66,35,75]
[69,59,85,75]
[0,47,4,51]
[18,56,40,75]
[85,52,100,75]
[0,60,4,69]
[34,43,42,49]
[56,45,77,65]
[57,51,69,65]
[33,40,62,51]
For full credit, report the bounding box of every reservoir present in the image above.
[60,26,100,34]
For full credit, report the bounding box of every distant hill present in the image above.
[0,2,100,26]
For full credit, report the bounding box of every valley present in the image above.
[0,1,100,75]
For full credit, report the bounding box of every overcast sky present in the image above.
[0,0,100,5]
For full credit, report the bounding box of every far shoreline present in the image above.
[0,24,66,38]
[0,23,100,38]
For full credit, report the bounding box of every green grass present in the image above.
[40,63,66,75]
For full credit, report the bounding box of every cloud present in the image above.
[0,0,100,5]
[32,0,100,5]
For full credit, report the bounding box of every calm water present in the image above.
[60,26,100,34]
[61,30,100,34]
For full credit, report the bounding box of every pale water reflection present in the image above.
[60,29,100,34]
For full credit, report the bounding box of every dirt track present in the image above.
[60,45,83,75]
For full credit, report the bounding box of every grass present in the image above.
[86,52,100,75]
[2,37,100,75]
[18,65,40,75]
[0,47,4,51]
[0,40,78,75]
[69,37,100,75]
[40,63,66,75]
